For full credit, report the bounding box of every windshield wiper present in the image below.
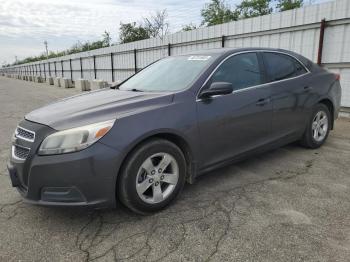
[129,88,144,92]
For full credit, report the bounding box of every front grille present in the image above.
[15,126,35,142]
[12,145,30,160]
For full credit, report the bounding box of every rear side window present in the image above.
[210,52,263,91]
[263,52,307,82]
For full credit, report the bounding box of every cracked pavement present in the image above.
[1,77,350,261]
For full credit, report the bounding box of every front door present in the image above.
[196,52,273,169]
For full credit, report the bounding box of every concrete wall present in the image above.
[2,0,350,106]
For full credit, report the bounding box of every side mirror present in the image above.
[199,82,233,99]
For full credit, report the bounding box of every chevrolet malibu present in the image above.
[8,48,342,214]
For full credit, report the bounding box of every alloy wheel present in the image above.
[312,110,328,142]
[136,152,179,204]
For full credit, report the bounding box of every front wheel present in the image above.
[117,139,186,214]
[301,103,331,149]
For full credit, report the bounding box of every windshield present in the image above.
[119,55,214,92]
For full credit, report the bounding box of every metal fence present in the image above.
[2,0,350,107]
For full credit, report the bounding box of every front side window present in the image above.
[263,52,307,82]
[210,52,263,91]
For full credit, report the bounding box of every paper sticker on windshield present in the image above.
[188,56,211,61]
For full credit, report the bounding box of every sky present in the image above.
[0,0,330,65]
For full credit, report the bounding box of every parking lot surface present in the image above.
[0,77,350,262]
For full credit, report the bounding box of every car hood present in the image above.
[25,89,174,130]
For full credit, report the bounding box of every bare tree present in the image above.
[143,9,170,39]
[102,30,112,47]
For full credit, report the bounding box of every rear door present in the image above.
[196,52,273,168]
[262,52,311,140]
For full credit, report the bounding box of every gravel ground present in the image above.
[0,76,350,262]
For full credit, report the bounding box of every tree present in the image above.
[201,0,238,26]
[10,31,113,65]
[119,9,170,43]
[89,40,104,50]
[182,23,198,31]
[276,0,303,11]
[102,31,112,47]
[143,9,169,39]
[235,0,272,19]
[67,42,82,54]
[119,22,150,44]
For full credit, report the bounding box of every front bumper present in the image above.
[8,120,122,208]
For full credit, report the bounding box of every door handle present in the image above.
[303,86,313,92]
[256,98,270,106]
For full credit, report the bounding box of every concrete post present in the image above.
[90,80,108,90]
[75,79,90,91]
[54,77,61,87]
[46,77,54,85]
[60,78,73,88]
[36,76,44,83]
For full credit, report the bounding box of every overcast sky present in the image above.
[0,0,330,65]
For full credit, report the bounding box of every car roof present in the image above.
[178,47,317,71]
[181,47,297,56]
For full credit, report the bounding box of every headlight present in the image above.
[38,120,115,155]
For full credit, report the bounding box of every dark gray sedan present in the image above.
[8,48,342,214]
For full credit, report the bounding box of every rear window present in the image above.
[263,52,307,82]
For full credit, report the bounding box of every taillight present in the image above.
[335,74,340,81]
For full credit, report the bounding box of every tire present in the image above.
[117,139,186,214]
[300,103,331,149]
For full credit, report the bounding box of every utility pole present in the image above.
[44,41,49,79]
[15,56,18,64]
[44,41,49,59]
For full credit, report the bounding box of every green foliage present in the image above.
[235,0,272,19]
[119,9,169,43]
[200,0,303,25]
[119,22,150,44]
[10,9,170,66]
[11,32,111,66]
[276,0,303,11]
[181,23,198,31]
[200,0,290,25]
[201,0,239,26]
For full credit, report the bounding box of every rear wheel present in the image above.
[117,139,186,214]
[301,103,331,148]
